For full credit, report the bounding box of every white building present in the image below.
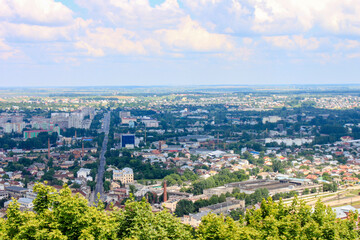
[262,116,282,124]
[141,117,159,128]
[121,117,137,125]
[113,168,134,184]
[77,168,93,181]
[69,112,84,128]
[265,138,313,146]
[2,122,26,133]
[120,111,131,118]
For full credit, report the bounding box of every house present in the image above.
[5,186,28,198]
[4,197,33,210]
[182,210,211,227]
[77,168,93,181]
[113,168,134,184]
[332,205,358,219]
[342,177,359,182]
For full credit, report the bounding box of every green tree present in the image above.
[1,183,193,240]
[129,184,137,195]
[196,197,359,240]
[2,174,9,180]
[323,182,337,192]
[1,183,359,240]
[175,199,195,217]
[71,182,81,189]
[116,198,193,240]
[302,188,310,195]
[229,208,244,221]
[196,214,259,240]
[87,180,96,191]
[103,181,111,192]
[322,172,332,181]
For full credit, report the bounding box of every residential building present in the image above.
[113,168,134,184]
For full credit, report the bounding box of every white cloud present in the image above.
[0,18,91,41]
[0,0,13,18]
[181,0,360,35]
[76,0,184,29]
[243,37,254,45]
[156,16,234,52]
[0,38,20,59]
[1,0,359,63]
[181,0,223,10]
[75,41,105,57]
[0,0,88,62]
[181,0,252,34]
[75,15,240,58]
[263,35,320,50]
[0,0,73,25]
[347,52,360,59]
[335,40,360,50]
[251,0,360,34]
[75,27,161,57]
[228,0,251,17]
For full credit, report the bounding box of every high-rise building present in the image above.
[3,122,26,133]
[68,112,83,128]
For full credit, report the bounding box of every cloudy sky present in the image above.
[1,0,360,86]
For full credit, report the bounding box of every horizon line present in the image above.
[1,83,360,89]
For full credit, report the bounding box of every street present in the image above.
[93,111,111,203]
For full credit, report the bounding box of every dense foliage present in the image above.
[197,197,360,239]
[189,169,249,195]
[175,194,227,217]
[232,188,270,206]
[106,150,175,180]
[175,188,270,217]
[0,183,192,240]
[1,183,359,240]
[164,169,199,186]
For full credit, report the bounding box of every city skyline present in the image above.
[1,0,360,86]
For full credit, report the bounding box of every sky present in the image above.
[1,0,360,87]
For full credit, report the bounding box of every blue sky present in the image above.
[0,0,360,86]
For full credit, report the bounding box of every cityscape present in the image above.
[1,0,360,238]
[1,86,360,237]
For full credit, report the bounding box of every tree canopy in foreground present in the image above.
[0,183,359,239]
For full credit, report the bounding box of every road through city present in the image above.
[93,111,111,203]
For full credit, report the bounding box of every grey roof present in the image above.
[204,200,242,211]
[5,186,28,192]
[18,198,33,204]
[178,135,214,141]
[5,197,33,205]
[122,167,133,174]
[332,205,358,219]
[189,210,211,221]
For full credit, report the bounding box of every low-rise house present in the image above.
[332,205,358,219]
[4,197,33,210]
[199,198,245,214]
[182,210,211,227]
[77,168,93,181]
